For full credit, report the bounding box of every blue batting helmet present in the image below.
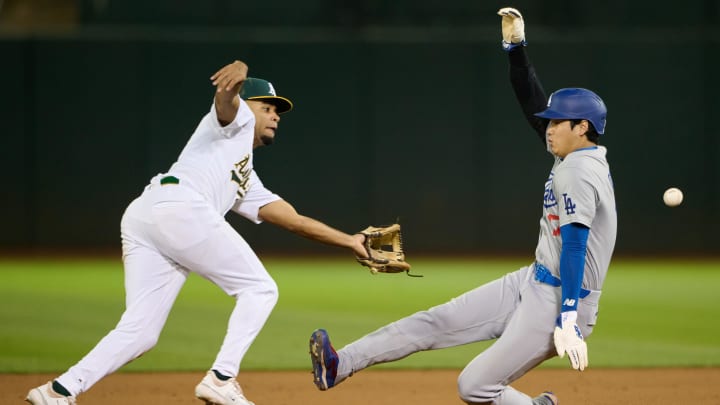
[534,88,607,135]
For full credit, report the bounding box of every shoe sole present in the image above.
[198,397,252,405]
[197,396,250,405]
[195,386,228,405]
[309,330,330,391]
[25,390,39,404]
[26,387,74,405]
[195,389,233,405]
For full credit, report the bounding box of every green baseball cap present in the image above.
[240,77,293,114]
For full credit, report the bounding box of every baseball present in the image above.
[663,187,683,207]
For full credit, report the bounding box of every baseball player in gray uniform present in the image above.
[26,60,368,405]
[308,8,617,405]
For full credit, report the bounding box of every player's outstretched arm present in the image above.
[258,199,367,258]
[497,7,548,144]
[211,60,247,126]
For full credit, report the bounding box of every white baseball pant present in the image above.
[56,182,278,395]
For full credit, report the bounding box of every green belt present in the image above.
[160,176,180,185]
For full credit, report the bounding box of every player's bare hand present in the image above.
[351,233,368,259]
[210,60,248,93]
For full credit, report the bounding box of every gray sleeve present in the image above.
[552,165,597,228]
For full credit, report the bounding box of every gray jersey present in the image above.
[535,146,617,290]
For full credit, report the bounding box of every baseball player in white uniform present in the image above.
[27,60,368,405]
[308,8,617,405]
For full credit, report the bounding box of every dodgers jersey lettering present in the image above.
[535,146,617,290]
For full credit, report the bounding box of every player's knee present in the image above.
[135,334,160,355]
[111,324,161,357]
[134,324,163,352]
[236,277,278,308]
[456,377,476,403]
[259,275,278,296]
[263,279,279,307]
[457,372,496,403]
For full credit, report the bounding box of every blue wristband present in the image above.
[501,40,527,52]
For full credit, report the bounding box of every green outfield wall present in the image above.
[1,1,718,255]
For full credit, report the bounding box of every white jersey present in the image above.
[157,99,281,221]
[535,146,617,290]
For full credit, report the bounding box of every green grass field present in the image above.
[1,256,718,373]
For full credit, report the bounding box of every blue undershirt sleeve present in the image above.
[559,222,590,313]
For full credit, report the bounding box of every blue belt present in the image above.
[534,263,591,299]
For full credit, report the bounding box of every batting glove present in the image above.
[553,311,588,371]
[497,7,526,51]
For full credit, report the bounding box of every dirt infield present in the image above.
[4,368,719,404]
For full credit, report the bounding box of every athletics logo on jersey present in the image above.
[543,173,557,208]
[231,154,252,198]
[562,193,577,215]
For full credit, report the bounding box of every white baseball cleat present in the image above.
[26,382,77,405]
[195,371,255,405]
